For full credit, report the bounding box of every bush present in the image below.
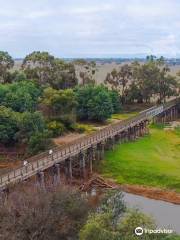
[75,85,114,122]
[28,130,52,155]
[0,81,42,112]
[57,114,76,129]
[47,121,65,137]
[69,123,86,133]
[0,106,20,145]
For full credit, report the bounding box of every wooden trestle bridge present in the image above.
[0,98,179,191]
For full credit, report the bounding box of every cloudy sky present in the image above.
[0,0,180,58]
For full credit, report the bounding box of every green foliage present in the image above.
[0,81,41,112]
[80,192,179,240]
[0,106,51,154]
[109,90,122,113]
[117,209,156,240]
[106,56,178,104]
[70,123,96,133]
[41,87,77,118]
[0,106,19,144]
[75,85,114,122]
[28,130,52,154]
[12,70,27,82]
[22,51,77,89]
[19,111,46,142]
[80,191,125,240]
[0,51,14,83]
[47,121,65,137]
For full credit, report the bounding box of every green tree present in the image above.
[50,58,77,89]
[28,130,52,154]
[18,111,46,142]
[0,51,14,83]
[75,85,114,122]
[22,51,77,89]
[1,81,41,112]
[109,90,122,113]
[41,87,77,121]
[0,106,19,144]
[80,192,179,240]
[105,64,132,103]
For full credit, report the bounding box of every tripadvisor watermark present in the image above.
[135,226,173,236]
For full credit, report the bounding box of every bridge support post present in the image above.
[37,171,45,190]
[106,137,115,150]
[79,151,86,179]
[99,141,105,160]
[65,158,73,183]
[0,188,9,204]
[145,120,149,135]
[53,164,61,186]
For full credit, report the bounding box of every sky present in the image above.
[0,0,180,58]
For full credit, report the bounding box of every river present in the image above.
[123,192,180,234]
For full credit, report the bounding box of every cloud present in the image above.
[0,0,180,57]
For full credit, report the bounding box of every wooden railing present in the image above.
[0,98,179,189]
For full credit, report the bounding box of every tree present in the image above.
[74,59,97,85]
[50,58,77,89]
[109,90,122,113]
[22,51,55,85]
[18,111,46,142]
[28,130,52,154]
[0,81,42,112]
[22,51,77,89]
[155,58,178,103]
[75,85,114,122]
[0,106,19,145]
[105,64,132,103]
[40,87,77,120]
[80,191,178,240]
[0,186,90,240]
[0,51,14,83]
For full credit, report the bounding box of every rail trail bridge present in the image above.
[0,98,179,192]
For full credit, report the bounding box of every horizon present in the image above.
[1,0,180,58]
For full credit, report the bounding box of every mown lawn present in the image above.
[100,125,180,192]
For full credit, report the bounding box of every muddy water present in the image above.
[123,192,180,234]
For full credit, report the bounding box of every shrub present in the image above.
[0,106,20,145]
[47,121,65,137]
[69,123,86,133]
[28,130,52,155]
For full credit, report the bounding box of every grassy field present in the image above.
[100,124,180,192]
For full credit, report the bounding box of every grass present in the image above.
[100,124,180,192]
[111,112,138,120]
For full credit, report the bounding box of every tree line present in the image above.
[0,51,179,155]
[0,51,121,155]
[105,56,179,104]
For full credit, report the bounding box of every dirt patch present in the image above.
[120,184,180,205]
[84,175,180,205]
[54,133,86,146]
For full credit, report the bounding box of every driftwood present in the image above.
[79,175,116,192]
